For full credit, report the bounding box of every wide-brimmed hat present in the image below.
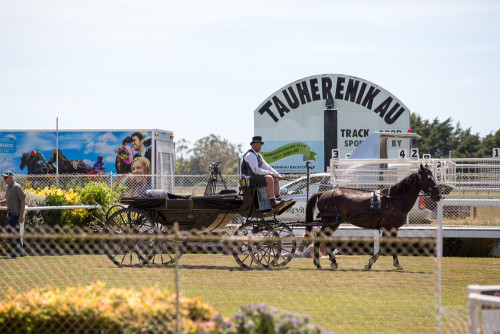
[250,136,264,145]
[1,170,14,177]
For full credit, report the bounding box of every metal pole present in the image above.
[306,161,311,201]
[56,117,59,188]
[437,197,444,333]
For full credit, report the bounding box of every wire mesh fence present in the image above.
[0,225,442,333]
[1,158,499,332]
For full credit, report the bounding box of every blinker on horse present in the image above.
[305,164,442,270]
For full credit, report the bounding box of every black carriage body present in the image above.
[119,186,295,232]
[105,185,297,269]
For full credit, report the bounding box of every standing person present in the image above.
[241,136,283,208]
[131,157,152,197]
[0,171,25,257]
[131,132,151,162]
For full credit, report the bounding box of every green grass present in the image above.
[0,254,498,333]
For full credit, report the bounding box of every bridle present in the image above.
[417,171,439,197]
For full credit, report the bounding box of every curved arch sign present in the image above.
[254,74,411,173]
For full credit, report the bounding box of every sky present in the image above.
[1,0,499,149]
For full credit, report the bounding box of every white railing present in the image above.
[468,285,500,334]
[330,158,500,190]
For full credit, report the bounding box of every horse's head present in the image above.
[48,149,58,164]
[417,164,442,202]
[20,152,29,169]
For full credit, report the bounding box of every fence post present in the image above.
[174,222,180,334]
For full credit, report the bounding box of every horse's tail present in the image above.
[297,192,323,252]
[305,192,322,224]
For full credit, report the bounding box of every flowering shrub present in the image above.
[228,303,332,334]
[25,187,89,227]
[77,181,122,212]
[23,182,122,228]
[0,282,229,334]
[0,283,331,334]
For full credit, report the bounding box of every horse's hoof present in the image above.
[330,263,338,270]
[364,265,371,271]
[315,263,322,269]
[395,265,403,271]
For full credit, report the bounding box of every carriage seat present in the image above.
[256,187,272,211]
[144,189,191,199]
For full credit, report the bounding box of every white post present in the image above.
[56,117,59,188]
[437,198,443,257]
[373,229,380,254]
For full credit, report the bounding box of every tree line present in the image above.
[411,114,500,158]
[175,115,500,174]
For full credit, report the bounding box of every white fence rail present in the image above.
[468,285,500,334]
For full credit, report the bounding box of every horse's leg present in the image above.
[365,230,381,270]
[298,224,312,252]
[365,253,380,270]
[321,225,339,270]
[313,227,322,269]
[390,229,403,270]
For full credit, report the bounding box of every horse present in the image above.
[47,149,89,174]
[305,164,442,270]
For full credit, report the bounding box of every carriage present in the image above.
[103,161,442,270]
[103,162,298,269]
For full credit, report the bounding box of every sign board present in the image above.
[493,148,500,159]
[331,149,339,160]
[254,74,410,173]
[0,130,173,175]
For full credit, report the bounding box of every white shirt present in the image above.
[243,149,279,176]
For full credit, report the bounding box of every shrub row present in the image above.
[21,182,123,229]
[0,282,331,334]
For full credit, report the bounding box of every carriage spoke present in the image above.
[146,225,183,266]
[104,208,155,267]
[232,221,280,269]
[273,224,296,267]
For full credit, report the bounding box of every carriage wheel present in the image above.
[273,223,296,267]
[104,208,156,267]
[147,224,183,266]
[105,204,125,221]
[231,221,280,269]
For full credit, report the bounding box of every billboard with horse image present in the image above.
[0,130,156,176]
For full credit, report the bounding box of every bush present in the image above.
[229,303,332,334]
[77,181,122,212]
[0,283,332,334]
[25,187,88,228]
[0,282,229,334]
[23,183,123,229]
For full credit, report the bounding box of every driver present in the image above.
[241,136,283,208]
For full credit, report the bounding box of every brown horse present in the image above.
[305,164,442,270]
[47,149,90,174]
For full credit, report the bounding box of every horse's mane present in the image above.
[387,171,420,195]
[53,149,68,161]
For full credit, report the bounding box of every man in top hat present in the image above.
[241,136,283,208]
[0,170,26,257]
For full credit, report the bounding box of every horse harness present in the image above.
[370,190,382,230]
[318,188,406,230]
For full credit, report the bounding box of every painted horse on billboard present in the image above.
[20,151,53,174]
[47,149,91,174]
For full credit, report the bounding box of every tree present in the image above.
[175,134,242,175]
[410,113,493,158]
[481,130,500,157]
[411,115,456,157]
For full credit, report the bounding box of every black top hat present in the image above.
[250,136,264,145]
